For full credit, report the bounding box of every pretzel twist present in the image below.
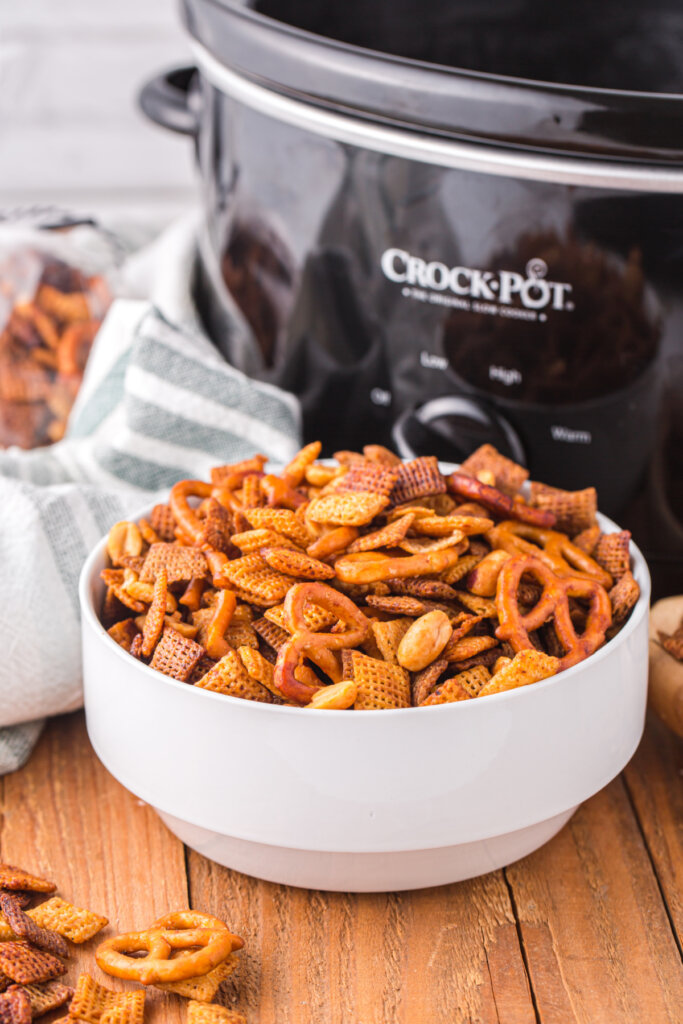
[274,583,371,703]
[495,555,612,671]
[487,520,612,587]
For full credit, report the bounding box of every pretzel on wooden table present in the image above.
[96,926,239,984]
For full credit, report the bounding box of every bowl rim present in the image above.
[79,500,651,718]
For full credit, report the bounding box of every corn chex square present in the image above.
[335,461,398,498]
[140,543,209,585]
[307,490,389,527]
[68,973,145,1024]
[28,897,108,944]
[348,651,411,710]
[252,617,289,652]
[220,554,294,607]
[244,508,310,548]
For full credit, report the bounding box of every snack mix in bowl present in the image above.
[99,443,641,710]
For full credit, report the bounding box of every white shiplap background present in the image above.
[0,0,197,235]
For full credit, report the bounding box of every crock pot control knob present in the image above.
[391,395,527,466]
[138,66,201,136]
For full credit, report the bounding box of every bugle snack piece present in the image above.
[195,650,272,702]
[99,443,641,708]
[478,649,560,697]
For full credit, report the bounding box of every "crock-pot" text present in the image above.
[381,248,573,311]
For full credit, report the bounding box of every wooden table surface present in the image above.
[1,711,680,1024]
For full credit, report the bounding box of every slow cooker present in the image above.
[140,0,683,595]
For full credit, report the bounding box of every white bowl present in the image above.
[80,508,650,892]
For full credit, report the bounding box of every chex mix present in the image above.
[99,442,641,708]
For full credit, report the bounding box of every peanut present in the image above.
[106,520,143,565]
[397,610,452,672]
[309,680,358,710]
[467,549,510,596]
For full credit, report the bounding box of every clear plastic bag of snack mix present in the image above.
[0,209,121,449]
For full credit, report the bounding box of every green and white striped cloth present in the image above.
[0,241,301,773]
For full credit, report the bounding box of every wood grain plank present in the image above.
[187,854,537,1024]
[0,712,190,1023]
[622,713,683,947]
[506,776,683,1024]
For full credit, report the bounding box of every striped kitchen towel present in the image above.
[0,224,301,772]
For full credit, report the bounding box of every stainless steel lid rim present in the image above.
[183,0,683,162]
[191,41,683,193]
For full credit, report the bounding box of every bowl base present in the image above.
[155,807,577,892]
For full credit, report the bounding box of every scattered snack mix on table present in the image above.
[99,443,641,708]
[0,864,246,1019]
